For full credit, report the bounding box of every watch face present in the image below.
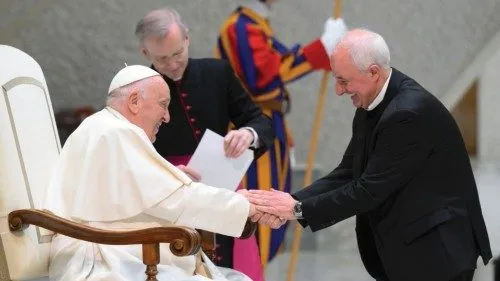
[294,202,302,213]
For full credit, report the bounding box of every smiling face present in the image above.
[141,23,189,81]
[331,46,384,109]
[140,77,170,142]
[126,76,171,143]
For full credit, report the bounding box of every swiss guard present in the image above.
[216,0,348,276]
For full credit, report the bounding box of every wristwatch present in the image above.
[293,201,303,219]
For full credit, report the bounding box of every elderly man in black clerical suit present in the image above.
[244,28,492,281]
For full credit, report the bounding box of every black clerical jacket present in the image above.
[153,58,274,159]
[294,69,492,281]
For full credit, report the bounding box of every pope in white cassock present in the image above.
[43,65,257,281]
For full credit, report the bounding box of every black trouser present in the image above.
[448,269,475,281]
[376,269,475,281]
[494,256,500,281]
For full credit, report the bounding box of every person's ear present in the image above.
[128,91,141,114]
[140,45,149,59]
[368,65,380,81]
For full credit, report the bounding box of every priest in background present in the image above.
[44,65,257,281]
[135,7,274,281]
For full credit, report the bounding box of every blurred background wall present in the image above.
[2,0,499,169]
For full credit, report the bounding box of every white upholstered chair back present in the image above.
[0,45,61,281]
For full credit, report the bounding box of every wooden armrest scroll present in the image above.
[8,209,201,257]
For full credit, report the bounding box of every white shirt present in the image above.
[367,68,392,111]
[243,126,260,148]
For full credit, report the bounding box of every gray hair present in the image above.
[135,7,189,44]
[337,28,391,72]
[106,79,149,106]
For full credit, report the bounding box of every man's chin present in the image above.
[167,74,182,81]
[351,100,361,108]
[168,69,183,80]
[160,71,182,81]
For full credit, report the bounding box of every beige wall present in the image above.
[2,0,500,171]
[479,43,500,162]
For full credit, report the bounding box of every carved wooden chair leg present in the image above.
[196,220,257,263]
[197,229,216,261]
[142,243,160,281]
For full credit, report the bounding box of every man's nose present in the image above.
[163,110,170,123]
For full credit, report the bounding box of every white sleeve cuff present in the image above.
[242,127,260,148]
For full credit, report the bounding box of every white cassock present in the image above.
[43,107,252,281]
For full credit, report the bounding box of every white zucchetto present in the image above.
[108,65,160,94]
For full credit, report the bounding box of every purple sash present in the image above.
[165,155,191,166]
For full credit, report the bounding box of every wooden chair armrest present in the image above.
[8,209,201,257]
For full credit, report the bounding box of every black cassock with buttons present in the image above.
[152,58,274,268]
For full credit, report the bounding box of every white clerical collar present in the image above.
[105,106,129,122]
[240,1,270,18]
[367,68,392,111]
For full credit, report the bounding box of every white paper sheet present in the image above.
[187,129,254,191]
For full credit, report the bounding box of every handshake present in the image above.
[238,189,299,230]
[177,164,300,229]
